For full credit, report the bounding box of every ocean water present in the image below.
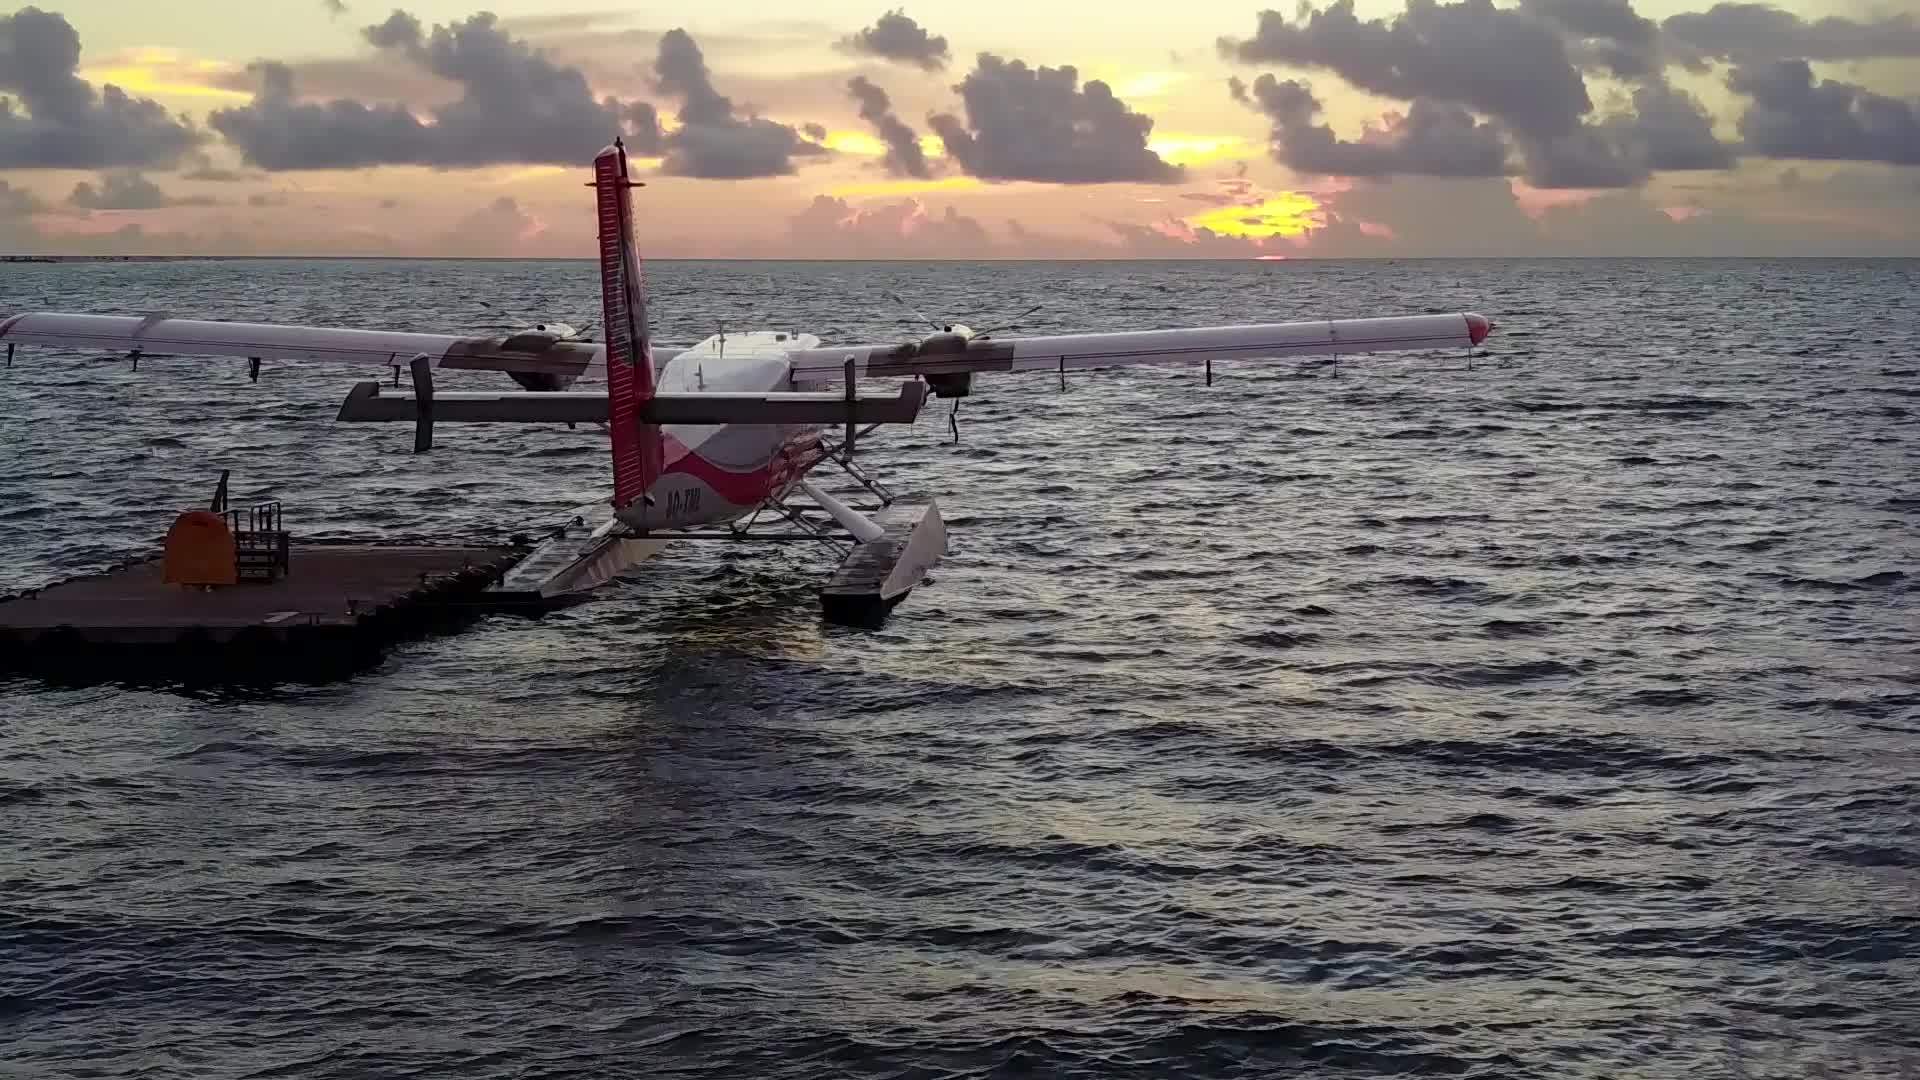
[1,257,1916,1078]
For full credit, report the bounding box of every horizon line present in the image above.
[6,254,1918,263]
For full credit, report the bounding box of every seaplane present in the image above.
[0,139,1496,626]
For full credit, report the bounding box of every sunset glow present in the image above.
[0,0,1913,258]
[1185,192,1323,239]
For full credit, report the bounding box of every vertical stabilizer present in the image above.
[592,140,662,511]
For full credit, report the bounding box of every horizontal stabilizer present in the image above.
[337,381,928,425]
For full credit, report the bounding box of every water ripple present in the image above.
[3,256,1917,1078]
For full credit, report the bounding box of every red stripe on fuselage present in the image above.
[655,429,825,509]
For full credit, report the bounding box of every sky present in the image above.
[2,0,1917,257]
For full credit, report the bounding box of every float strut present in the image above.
[843,356,856,457]
[410,354,434,452]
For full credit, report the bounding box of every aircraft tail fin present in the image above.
[592,139,662,510]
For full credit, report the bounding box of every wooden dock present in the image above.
[0,542,525,676]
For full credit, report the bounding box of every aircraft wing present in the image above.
[0,311,602,378]
[784,312,1492,381]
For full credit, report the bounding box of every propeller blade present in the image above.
[975,303,1043,338]
[884,290,945,332]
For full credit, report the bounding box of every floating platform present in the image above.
[0,542,526,677]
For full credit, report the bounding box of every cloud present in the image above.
[0,6,203,169]
[1521,80,1733,186]
[652,28,828,178]
[205,55,454,106]
[1233,74,1510,178]
[788,193,998,257]
[1727,60,1920,165]
[928,54,1184,183]
[67,170,206,209]
[1219,0,1592,144]
[837,9,951,70]
[433,195,543,255]
[1613,80,1734,171]
[179,151,259,182]
[1220,0,1736,188]
[208,9,661,169]
[1520,0,1662,77]
[1,178,44,217]
[322,0,347,16]
[847,75,929,178]
[1664,4,1920,63]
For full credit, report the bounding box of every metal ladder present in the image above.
[210,470,290,583]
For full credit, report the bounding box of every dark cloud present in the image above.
[1664,4,1920,63]
[209,62,433,170]
[0,6,203,169]
[68,170,219,210]
[1614,81,1734,171]
[652,28,827,178]
[70,171,166,210]
[928,54,1183,184]
[208,9,661,169]
[1520,0,1662,77]
[1233,73,1510,178]
[803,122,828,141]
[322,0,347,15]
[1219,0,1591,143]
[1517,79,1733,186]
[1516,127,1647,187]
[847,75,929,178]
[1727,60,1920,165]
[1220,0,1735,188]
[205,55,455,105]
[837,10,950,70]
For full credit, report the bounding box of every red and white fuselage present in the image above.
[629,330,831,533]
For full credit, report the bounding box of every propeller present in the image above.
[883,289,1043,339]
[477,301,595,342]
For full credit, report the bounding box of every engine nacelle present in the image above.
[916,325,975,397]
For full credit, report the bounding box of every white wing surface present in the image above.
[0,312,602,377]
[785,312,1493,381]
